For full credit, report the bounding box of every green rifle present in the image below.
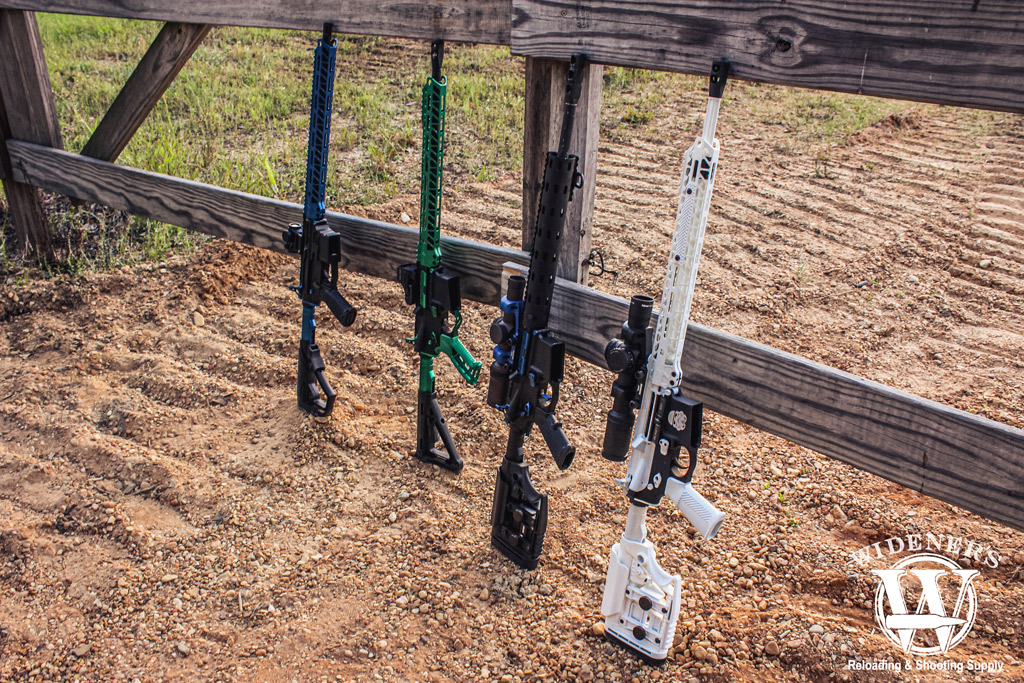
[398,40,481,472]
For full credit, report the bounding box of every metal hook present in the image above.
[587,248,619,280]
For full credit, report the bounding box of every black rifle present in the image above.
[487,53,587,570]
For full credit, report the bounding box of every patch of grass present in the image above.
[740,81,910,146]
[600,67,699,139]
[7,16,528,269]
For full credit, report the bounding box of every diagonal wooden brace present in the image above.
[81,22,211,163]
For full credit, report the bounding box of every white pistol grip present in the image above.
[666,479,725,540]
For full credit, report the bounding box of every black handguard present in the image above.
[602,295,654,461]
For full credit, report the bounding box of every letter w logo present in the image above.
[871,553,980,655]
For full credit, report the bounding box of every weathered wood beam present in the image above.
[521,56,602,285]
[0,10,62,258]
[6,141,528,304]
[501,263,1024,533]
[82,22,211,163]
[0,0,512,45]
[511,0,1024,114]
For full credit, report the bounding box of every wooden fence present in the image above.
[1,1,1022,532]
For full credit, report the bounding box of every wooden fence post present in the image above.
[82,22,211,162]
[521,56,602,285]
[0,9,63,259]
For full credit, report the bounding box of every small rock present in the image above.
[398,491,411,501]
[538,583,555,596]
[176,642,190,656]
[786,639,805,649]
[590,621,605,637]
[829,505,848,523]
[765,641,781,656]
[193,311,204,327]
[705,651,719,666]
[72,645,91,657]
[710,629,726,642]
[479,588,489,601]
[691,644,708,660]
[908,274,919,283]
[400,212,411,224]
[387,512,397,523]
[809,624,825,635]
[161,574,178,583]
[579,664,594,682]
[979,259,992,268]
[377,639,387,649]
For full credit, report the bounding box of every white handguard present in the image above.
[665,477,725,540]
[601,506,681,664]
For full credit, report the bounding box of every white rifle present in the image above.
[599,60,729,664]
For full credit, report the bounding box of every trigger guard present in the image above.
[673,446,698,483]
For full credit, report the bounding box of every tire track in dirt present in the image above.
[953,130,1024,297]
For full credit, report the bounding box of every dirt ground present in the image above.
[2,69,1024,682]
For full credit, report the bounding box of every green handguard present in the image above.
[417,73,445,274]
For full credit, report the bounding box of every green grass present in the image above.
[1,16,527,271]
[1,14,972,273]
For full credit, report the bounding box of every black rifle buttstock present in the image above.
[490,455,549,571]
[413,389,463,472]
[297,340,337,417]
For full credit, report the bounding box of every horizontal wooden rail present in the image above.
[500,264,1024,533]
[0,0,512,44]
[511,0,1024,114]
[5,1,1024,113]
[7,141,1024,532]
[6,141,528,304]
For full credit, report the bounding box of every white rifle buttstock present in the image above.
[601,508,682,664]
[665,478,725,540]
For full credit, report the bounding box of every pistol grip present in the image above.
[323,288,357,327]
[440,333,482,385]
[536,410,575,470]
